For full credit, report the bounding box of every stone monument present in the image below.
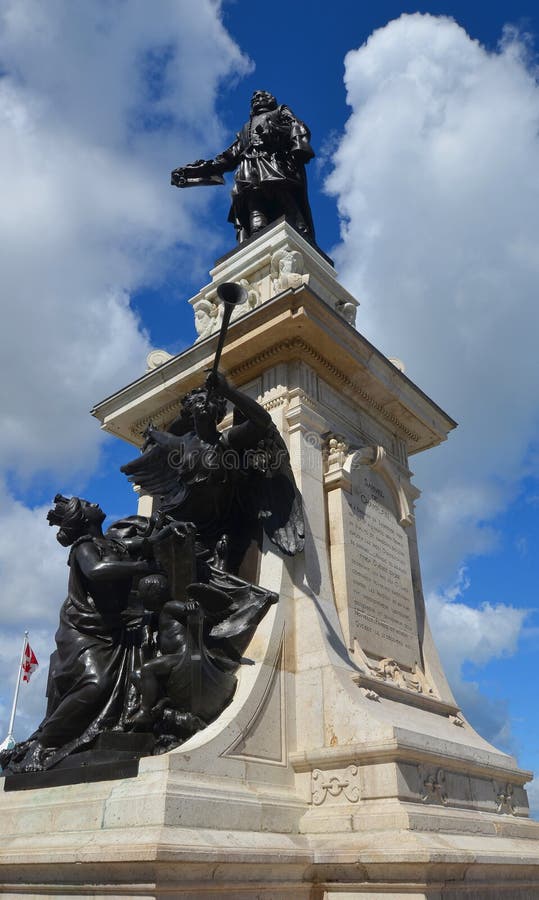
[1,89,539,899]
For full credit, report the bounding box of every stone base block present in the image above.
[2,766,539,899]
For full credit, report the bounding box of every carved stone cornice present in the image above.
[93,284,455,455]
[262,396,289,412]
[230,337,420,443]
[285,392,327,438]
[228,338,296,378]
[290,741,532,786]
[130,397,182,438]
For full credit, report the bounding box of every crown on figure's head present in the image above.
[47,493,71,527]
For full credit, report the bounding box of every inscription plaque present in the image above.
[327,453,421,669]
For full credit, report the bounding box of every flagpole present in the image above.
[5,631,28,743]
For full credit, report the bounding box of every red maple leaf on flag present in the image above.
[22,641,39,683]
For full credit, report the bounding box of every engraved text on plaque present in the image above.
[328,456,420,668]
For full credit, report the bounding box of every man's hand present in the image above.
[170,167,186,187]
[205,369,230,397]
[171,159,213,186]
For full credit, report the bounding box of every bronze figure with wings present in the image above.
[121,369,304,572]
[1,288,305,778]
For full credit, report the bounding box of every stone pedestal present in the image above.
[2,220,538,898]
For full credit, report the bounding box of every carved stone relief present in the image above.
[335,298,357,326]
[494,781,516,815]
[194,297,222,340]
[449,713,466,728]
[362,687,381,702]
[193,278,261,340]
[421,768,448,805]
[230,278,261,322]
[368,658,433,695]
[311,765,361,806]
[271,248,307,293]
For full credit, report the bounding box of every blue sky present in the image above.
[0,0,538,813]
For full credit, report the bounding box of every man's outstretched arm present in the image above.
[171,138,242,185]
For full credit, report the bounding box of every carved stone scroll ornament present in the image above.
[312,766,361,805]
[146,349,173,371]
[362,687,381,702]
[350,445,414,527]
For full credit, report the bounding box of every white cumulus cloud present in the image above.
[327,13,539,590]
[427,569,527,749]
[327,14,539,801]
[0,0,250,481]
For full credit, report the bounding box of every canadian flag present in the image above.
[21,641,39,683]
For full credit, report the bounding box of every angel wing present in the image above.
[120,438,188,511]
[237,423,305,557]
[122,414,305,559]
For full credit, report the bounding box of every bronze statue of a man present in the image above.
[171,90,316,244]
